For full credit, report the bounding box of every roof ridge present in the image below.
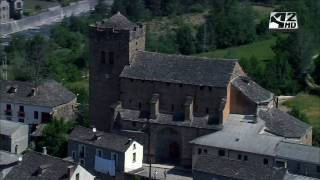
[138,50,239,62]
[26,150,76,165]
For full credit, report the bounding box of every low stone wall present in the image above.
[0,0,113,36]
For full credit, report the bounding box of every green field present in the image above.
[283,94,320,128]
[252,5,274,20]
[24,0,59,10]
[198,37,276,61]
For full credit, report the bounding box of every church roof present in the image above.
[231,76,274,104]
[101,12,137,30]
[258,108,311,138]
[121,51,238,88]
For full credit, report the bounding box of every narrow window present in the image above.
[80,159,85,166]
[263,158,268,165]
[133,144,136,150]
[218,149,225,156]
[34,111,39,119]
[100,51,106,64]
[133,152,136,162]
[138,102,142,109]
[76,173,80,180]
[244,155,248,161]
[206,108,209,114]
[111,152,119,167]
[238,154,242,160]
[96,149,102,157]
[200,86,204,90]
[204,149,207,154]
[129,99,132,104]
[209,87,212,91]
[6,104,11,110]
[132,122,136,127]
[171,104,174,112]
[19,119,24,123]
[179,84,183,87]
[19,106,24,111]
[166,82,170,86]
[72,151,76,159]
[317,166,320,173]
[109,52,114,65]
[198,148,202,155]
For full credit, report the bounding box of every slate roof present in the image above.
[0,119,28,136]
[119,108,222,130]
[0,80,76,108]
[4,151,78,180]
[276,141,320,164]
[0,150,19,166]
[193,155,286,180]
[120,51,238,88]
[258,108,311,138]
[231,76,274,104]
[190,131,283,156]
[100,12,137,30]
[68,126,134,152]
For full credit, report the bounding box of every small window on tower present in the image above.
[100,51,106,64]
[109,52,114,65]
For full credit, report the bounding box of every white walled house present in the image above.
[68,126,144,179]
[0,80,77,128]
[124,141,143,172]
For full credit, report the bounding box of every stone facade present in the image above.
[89,15,145,131]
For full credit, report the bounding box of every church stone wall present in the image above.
[120,78,228,120]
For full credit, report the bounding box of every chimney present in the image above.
[184,96,194,121]
[67,165,75,179]
[42,147,47,155]
[150,93,159,119]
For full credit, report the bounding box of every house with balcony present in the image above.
[0,80,77,130]
[0,119,28,154]
[68,126,143,179]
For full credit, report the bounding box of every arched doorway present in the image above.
[155,128,181,164]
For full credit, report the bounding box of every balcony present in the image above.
[5,109,12,116]
[18,111,25,117]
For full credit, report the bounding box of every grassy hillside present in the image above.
[283,94,320,128]
[198,37,276,61]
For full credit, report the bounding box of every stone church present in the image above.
[89,13,312,167]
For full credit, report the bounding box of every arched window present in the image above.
[100,51,106,64]
[17,2,22,9]
[109,52,114,65]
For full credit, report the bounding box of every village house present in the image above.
[4,150,95,180]
[0,119,28,154]
[68,126,143,180]
[0,80,77,128]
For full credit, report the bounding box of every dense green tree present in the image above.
[312,56,320,85]
[37,118,74,157]
[25,35,49,85]
[176,24,196,55]
[112,0,149,20]
[203,0,256,49]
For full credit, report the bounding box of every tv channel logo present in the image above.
[269,12,298,31]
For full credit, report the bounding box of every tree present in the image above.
[312,55,320,84]
[37,118,74,157]
[204,0,256,49]
[25,35,49,85]
[112,0,149,20]
[176,24,196,55]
